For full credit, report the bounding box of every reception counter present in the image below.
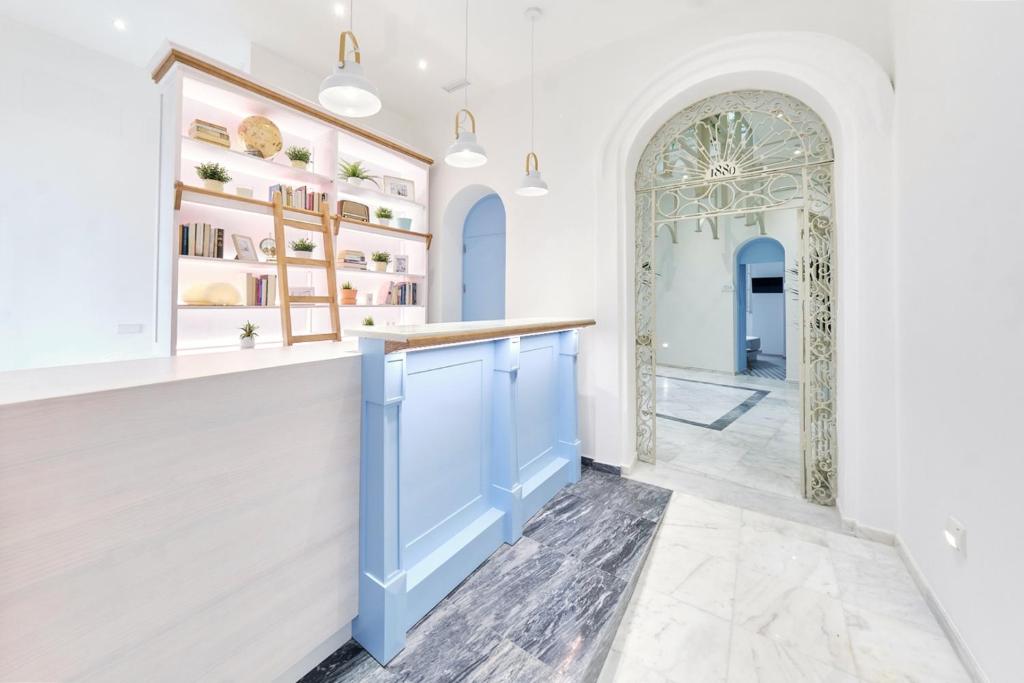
[344,318,595,663]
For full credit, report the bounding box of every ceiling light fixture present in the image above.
[445,0,487,168]
[516,7,548,196]
[112,18,127,31]
[333,2,345,17]
[318,0,382,118]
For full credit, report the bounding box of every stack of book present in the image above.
[268,184,329,212]
[179,223,224,258]
[189,119,230,148]
[338,249,367,270]
[245,274,278,307]
[379,281,419,306]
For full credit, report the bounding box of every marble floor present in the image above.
[299,468,672,683]
[655,365,803,501]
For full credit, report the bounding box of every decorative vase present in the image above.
[347,177,364,187]
[377,218,391,227]
[341,289,357,305]
[396,217,412,230]
[291,159,307,169]
[240,336,256,349]
[370,261,388,272]
[202,179,225,193]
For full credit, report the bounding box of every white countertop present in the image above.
[0,341,359,407]
[343,317,596,352]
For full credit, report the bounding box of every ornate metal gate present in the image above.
[634,90,837,505]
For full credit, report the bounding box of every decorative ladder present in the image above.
[272,192,341,345]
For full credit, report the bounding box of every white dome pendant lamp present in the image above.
[517,7,548,196]
[445,0,487,168]
[318,0,381,118]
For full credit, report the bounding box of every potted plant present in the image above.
[290,237,316,258]
[196,162,231,193]
[340,281,357,305]
[362,316,375,326]
[285,146,312,169]
[369,251,390,272]
[239,321,259,349]
[338,159,379,188]
[375,207,394,226]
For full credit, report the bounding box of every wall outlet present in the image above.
[944,516,966,553]
[117,323,144,335]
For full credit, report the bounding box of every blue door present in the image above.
[462,194,506,321]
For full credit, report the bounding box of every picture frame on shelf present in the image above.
[383,176,415,201]
[232,234,259,262]
[394,255,409,273]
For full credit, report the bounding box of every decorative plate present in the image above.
[238,115,282,159]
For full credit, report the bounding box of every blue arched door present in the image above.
[735,237,785,372]
[462,194,506,321]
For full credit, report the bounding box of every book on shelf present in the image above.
[179,223,225,258]
[245,273,278,306]
[338,249,367,270]
[377,281,419,306]
[269,184,329,212]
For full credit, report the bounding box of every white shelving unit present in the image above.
[154,46,433,354]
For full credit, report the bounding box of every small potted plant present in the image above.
[239,321,258,349]
[338,159,379,188]
[196,162,231,193]
[340,281,357,305]
[290,237,316,258]
[362,316,375,326]
[285,146,312,169]
[375,207,394,226]
[369,251,390,272]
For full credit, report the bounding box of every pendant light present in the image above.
[445,0,487,168]
[318,0,382,118]
[516,7,548,196]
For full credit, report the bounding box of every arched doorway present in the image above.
[735,236,786,378]
[636,90,837,505]
[461,193,506,321]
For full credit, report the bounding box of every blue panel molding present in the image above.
[352,330,584,664]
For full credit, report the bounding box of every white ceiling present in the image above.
[1,0,723,117]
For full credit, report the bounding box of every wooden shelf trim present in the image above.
[153,47,433,166]
[334,216,433,248]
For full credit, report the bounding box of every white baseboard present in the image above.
[895,539,989,683]
[274,622,353,683]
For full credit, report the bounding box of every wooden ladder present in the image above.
[272,193,341,345]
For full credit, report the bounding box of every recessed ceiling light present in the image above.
[112,18,127,31]
[333,3,345,17]
[793,149,802,155]
[417,59,428,71]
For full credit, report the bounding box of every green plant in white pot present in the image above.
[362,316,375,326]
[285,146,312,169]
[370,251,390,273]
[239,321,259,349]
[375,206,394,227]
[196,162,231,193]
[338,159,379,188]
[290,237,316,258]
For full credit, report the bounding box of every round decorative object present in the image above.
[182,282,242,306]
[238,115,282,159]
[259,237,277,259]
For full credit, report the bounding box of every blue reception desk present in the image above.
[345,318,595,663]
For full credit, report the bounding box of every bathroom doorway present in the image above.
[461,193,506,321]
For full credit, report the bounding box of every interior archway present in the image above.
[461,194,506,321]
[735,236,786,375]
[636,89,837,505]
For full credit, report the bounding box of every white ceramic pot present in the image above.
[370,261,388,272]
[347,177,364,187]
[240,336,256,349]
[202,179,225,193]
[291,159,307,169]
[377,218,391,227]
[292,250,316,259]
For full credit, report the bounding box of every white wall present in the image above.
[0,352,362,681]
[0,16,160,371]
[892,1,1024,680]
[654,213,797,375]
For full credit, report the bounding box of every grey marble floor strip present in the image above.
[655,375,770,431]
[298,467,671,683]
